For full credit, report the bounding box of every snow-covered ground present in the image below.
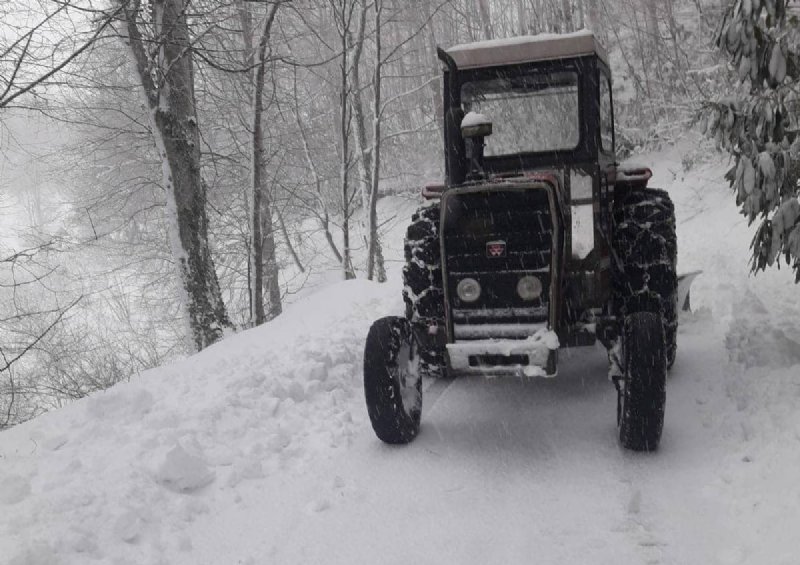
[3,143,800,565]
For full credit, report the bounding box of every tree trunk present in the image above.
[585,0,604,41]
[629,2,656,115]
[517,0,527,35]
[276,207,305,273]
[290,69,344,264]
[120,0,231,351]
[477,0,494,39]
[241,1,282,326]
[576,0,585,29]
[350,0,384,282]
[419,0,444,137]
[350,0,371,222]
[561,0,575,32]
[644,0,663,83]
[366,0,386,282]
[336,0,356,280]
[664,0,688,98]
[260,202,282,321]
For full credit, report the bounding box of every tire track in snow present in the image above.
[422,375,458,416]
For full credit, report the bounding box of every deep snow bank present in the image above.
[0,278,402,564]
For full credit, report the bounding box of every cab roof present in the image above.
[445,29,608,70]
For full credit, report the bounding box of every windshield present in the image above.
[461,70,580,156]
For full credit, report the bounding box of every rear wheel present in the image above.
[612,187,678,368]
[618,312,667,451]
[403,204,446,378]
[364,316,422,444]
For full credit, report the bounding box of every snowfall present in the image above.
[3,144,800,565]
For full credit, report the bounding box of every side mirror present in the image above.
[461,112,493,139]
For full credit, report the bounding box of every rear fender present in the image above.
[612,166,653,190]
[422,183,446,199]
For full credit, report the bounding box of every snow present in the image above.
[447,326,558,376]
[452,322,548,339]
[461,111,490,129]
[0,475,31,505]
[448,29,594,53]
[4,141,800,564]
[153,443,215,493]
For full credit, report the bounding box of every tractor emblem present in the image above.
[486,240,506,258]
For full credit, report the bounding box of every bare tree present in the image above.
[477,0,494,39]
[238,0,284,325]
[349,0,387,282]
[0,1,120,426]
[118,0,232,350]
[0,1,121,110]
[331,0,358,280]
[290,69,345,264]
[0,241,83,427]
[358,0,447,281]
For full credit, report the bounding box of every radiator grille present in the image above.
[442,188,554,326]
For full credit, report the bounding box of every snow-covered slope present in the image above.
[3,143,800,565]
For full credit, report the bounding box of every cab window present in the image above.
[600,76,613,153]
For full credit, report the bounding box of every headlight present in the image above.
[456,278,481,303]
[517,276,543,301]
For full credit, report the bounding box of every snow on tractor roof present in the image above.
[446,29,608,70]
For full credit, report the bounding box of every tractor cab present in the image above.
[440,30,615,187]
[434,31,620,359]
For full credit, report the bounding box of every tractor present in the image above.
[363,30,695,451]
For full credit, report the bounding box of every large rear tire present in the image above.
[618,312,667,451]
[403,204,446,378]
[612,188,678,368]
[364,316,422,444]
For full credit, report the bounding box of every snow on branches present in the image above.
[703,0,800,280]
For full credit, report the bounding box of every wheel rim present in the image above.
[394,340,421,418]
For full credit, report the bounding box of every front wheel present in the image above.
[618,312,667,452]
[364,316,422,444]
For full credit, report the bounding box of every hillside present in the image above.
[3,144,800,565]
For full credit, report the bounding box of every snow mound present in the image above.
[86,385,155,421]
[153,442,214,493]
[726,291,800,369]
[0,278,402,565]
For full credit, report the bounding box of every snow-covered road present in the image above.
[186,320,758,565]
[3,145,800,565]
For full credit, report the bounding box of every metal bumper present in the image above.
[446,327,560,378]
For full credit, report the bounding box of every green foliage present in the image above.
[703,0,800,280]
